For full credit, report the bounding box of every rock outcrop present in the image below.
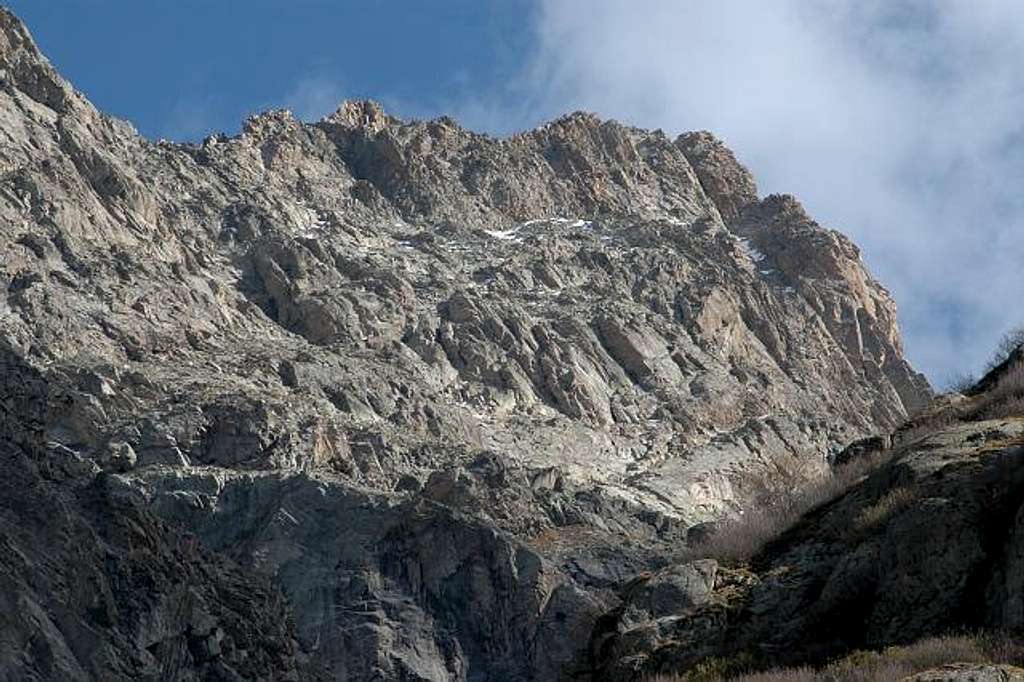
[0,347,307,682]
[596,356,1024,679]
[0,8,933,680]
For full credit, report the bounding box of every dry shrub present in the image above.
[871,635,987,671]
[703,399,747,431]
[685,332,1024,566]
[984,396,1024,420]
[970,361,1024,420]
[708,633,1021,682]
[982,631,1024,666]
[726,668,818,682]
[972,327,1024,398]
[986,325,1024,374]
[730,661,912,682]
[649,634,1024,681]
[892,411,960,448]
[851,486,916,537]
[943,370,978,395]
[985,362,1024,401]
[683,448,896,564]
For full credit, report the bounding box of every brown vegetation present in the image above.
[849,486,916,537]
[681,447,897,564]
[681,333,1024,567]
[986,325,1024,374]
[969,362,1024,420]
[653,633,1024,681]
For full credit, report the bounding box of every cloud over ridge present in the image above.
[509,0,1024,381]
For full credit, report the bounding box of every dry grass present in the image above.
[650,332,1024,681]
[898,359,1024,438]
[987,362,1024,399]
[970,362,1024,420]
[850,486,916,537]
[733,634,1022,682]
[942,370,978,395]
[681,448,896,564]
[966,325,1024,399]
[892,411,958,448]
[933,325,1024,417]
[651,633,1024,681]
[985,325,1024,374]
[682,360,1024,567]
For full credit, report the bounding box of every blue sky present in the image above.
[7,1,1024,384]
[6,0,536,139]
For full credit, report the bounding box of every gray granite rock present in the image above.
[0,7,936,680]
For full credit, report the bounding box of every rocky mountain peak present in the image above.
[0,7,35,61]
[0,8,939,680]
[324,98,392,131]
[0,7,73,114]
[676,129,759,221]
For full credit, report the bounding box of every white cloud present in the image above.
[283,75,347,122]
[162,94,219,142]
[513,0,1024,382]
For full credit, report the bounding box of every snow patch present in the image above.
[483,225,523,241]
[519,216,591,228]
[484,216,592,241]
[297,207,330,239]
[736,237,767,263]
[664,217,691,227]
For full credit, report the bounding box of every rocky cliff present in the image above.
[596,353,1024,680]
[0,8,932,680]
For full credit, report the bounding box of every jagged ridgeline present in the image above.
[0,7,939,681]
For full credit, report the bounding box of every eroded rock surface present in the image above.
[0,347,307,682]
[596,358,1024,680]
[0,8,931,680]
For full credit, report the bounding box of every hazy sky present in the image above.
[8,1,1023,383]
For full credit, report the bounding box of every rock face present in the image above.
[0,9,931,680]
[0,347,306,682]
[596,356,1024,679]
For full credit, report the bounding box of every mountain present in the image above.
[596,350,1024,680]
[0,8,943,680]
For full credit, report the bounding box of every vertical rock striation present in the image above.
[0,8,930,679]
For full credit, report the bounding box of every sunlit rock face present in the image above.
[0,8,929,680]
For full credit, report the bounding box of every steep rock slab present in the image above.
[0,347,308,682]
[0,7,931,679]
[596,409,1024,679]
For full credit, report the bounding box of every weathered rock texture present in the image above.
[596,356,1024,679]
[0,347,307,681]
[0,8,931,680]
